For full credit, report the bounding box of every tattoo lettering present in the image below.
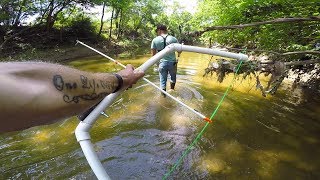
[66,82,77,90]
[100,80,114,91]
[80,75,91,89]
[53,75,64,91]
[63,92,109,103]
[80,75,115,91]
[53,75,77,91]
[53,74,116,103]
[80,75,100,93]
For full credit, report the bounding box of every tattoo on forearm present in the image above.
[63,92,109,103]
[65,82,77,90]
[53,74,116,103]
[53,75,64,91]
[80,75,94,90]
[80,75,114,91]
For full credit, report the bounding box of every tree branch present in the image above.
[282,51,320,56]
[216,46,320,56]
[222,47,281,55]
[285,59,320,66]
[191,16,320,36]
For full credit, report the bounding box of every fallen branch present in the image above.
[221,47,281,55]
[191,16,320,36]
[282,51,320,56]
[285,59,320,66]
[216,46,320,56]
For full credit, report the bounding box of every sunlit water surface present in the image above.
[1,52,320,179]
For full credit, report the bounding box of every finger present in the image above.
[126,64,134,71]
[134,69,145,77]
[126,85,133,90]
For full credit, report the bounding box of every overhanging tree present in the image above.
[191,0,320,96]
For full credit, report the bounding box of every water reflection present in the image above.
[1,52,319,179]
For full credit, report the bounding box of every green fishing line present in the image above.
[163,59,244,179]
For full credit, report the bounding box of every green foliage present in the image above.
[153,1,196,43]
[3,0,318,63]
[66,16,97,40]
[54,7,81,28]
[193,0,320,53]
[120,0,164,39]
[0,0,37,26]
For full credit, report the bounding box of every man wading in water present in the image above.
[151,24,181,97]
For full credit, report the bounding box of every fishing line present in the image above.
[163,60,244,179]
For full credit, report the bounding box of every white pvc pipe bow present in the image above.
[75,43,248,180]
[76,40,211,123]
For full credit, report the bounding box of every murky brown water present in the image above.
[1,52,320,179]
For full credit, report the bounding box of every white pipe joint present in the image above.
[171,43,183,53]
[75,121,92,141]
[137,45,174,72]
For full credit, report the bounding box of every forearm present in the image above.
[151,49,157,56]
[0,62,119,132]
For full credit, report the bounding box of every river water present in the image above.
[1,52,320,179]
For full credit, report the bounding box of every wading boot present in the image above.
[170,82,175,90]
[161,88,166,98]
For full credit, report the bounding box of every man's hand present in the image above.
[117,64,144,89]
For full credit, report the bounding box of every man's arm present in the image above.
[174,36,182,58]
[151,48,157,56]
[0,62,144,132]
[151,38,157,56]
[177,51,181,58]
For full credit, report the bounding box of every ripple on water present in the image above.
[88,128,202,179]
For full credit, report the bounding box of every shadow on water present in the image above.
[0,52,319,179]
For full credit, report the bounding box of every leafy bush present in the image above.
[66,17,97,41]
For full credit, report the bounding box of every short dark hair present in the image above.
[156,24,167,31]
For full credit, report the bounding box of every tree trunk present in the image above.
[98,2,106,38]
[13,2,23,27]
[45,0,55,32]
[109,7,114,39]
[117,9,122,39]
[45,0,69,32]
